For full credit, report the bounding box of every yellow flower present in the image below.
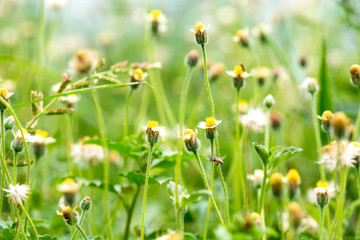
[205,117,216,127]
[145,121,162,145]
[234,65,245,76]
[147,120,159,130]
[286,169,301,188]
[270,172,283,197]
[194,22,204,34]
[332,112,350,139]
[191,22,208,45]
[183,129,197,140]
[249,212,262,226]
[150,10,162,20]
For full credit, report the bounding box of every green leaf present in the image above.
[252,142,270,166]
[119,171,171,185]
[181,189,210,207]
[269,146,303,170]
[38,235,58,240]
[318,40,333,146]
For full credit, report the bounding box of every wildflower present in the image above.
[270,172,283,197]
[288,202,304,229]
[226,64,251,90]
[319,141,357,171]
[59,94,81,108]
[270,111,282,130]
[314,181,330,207]
[191,22,209,45]
[299,77,319,95]
[263,94,275,109]
[249,212,262,226]
[233,28,249,47]
[331,112,350,139]
[29,130,56,159]
[4,116,15,131]
[186,49,199,68]
[247,169,264,189]
[11,129,31,153]
[0,88,14,110]
[57,202,79,226]
[317,110,333,133]
[209,63,225,82]
[254,66,271,86]
[71,138,104,165]
[129,68,148,89]
[299,55,307,68]
[286,169,301,199]
[68,49,99,75]
[198,117,222,140]
[144,121,162,145]
[46,0,67,10]
[58,178,80,206]
[80,196,92,211]
[252,24,271,42]
[350,64,360,87]
[149,10,167,36]
[239,107,268,133]
[183,129,201,153]
[4,183,30,206]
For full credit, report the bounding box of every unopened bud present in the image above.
[299,55,306,68]
[270,111,282,130]
[332,112,350,139]
[270,172,283,198]
[350,64,360,87]
[145,121,161,145]
[183,129,201,152]
[4,116,15,131]
[11,136,24,153]
[186,49,199,68]
[263,94,275,109]
[80,196,92,211]
[193,22,208,45]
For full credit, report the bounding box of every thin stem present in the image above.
[357,167,360,237]
[66,114,74,175]
[175,67,194,232]
[265,109,270,149]
[257,164,267,240]
[311,95,325,180]
[200,44,215,117]
[0,110,5,215]
[204,140,215,239]
[141,144,154,240]
[124,185,140,240]
[124,88,134,138]
[217,165,229,224]
[13,152,18,183]
[319,206,324,240]
[16,206,27,240]
[353,89,360,140]
[89,87,112,240]
[71,210,86,240]
[194,151,224,225]
[19,203,38,240]
[75,224,89,240]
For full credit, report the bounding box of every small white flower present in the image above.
[29,130,56,145]
[318,141,357,171]
[4,184,30,205]
[71,140,104,165]
[240,107,268,133]
[13,129,31,141]
[247,169,264,188]
[198,117,222,129]
[299,77,319,94]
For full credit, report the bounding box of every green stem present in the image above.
[357,167,360,237]
[19,203,38,240]
[257,164,267,240]
[194,151,224,225]
[175,67,194,232]
[71,210,86,240]
[311,94,325,180]
[353,89,360,140]
[75,224,89,240]
[320,206,324,240]
[35,0,46,91]
[0,110,12,185]
[124,185,140,240]
[141,144,154,240]
[200,44,215,117]
[217,165,229,224]
[13,152,18,183]
[204,140,215,239]
[66,114,74,175]
[16,206,27,240]
[265,109,270,149]
[124,88,134,138]
[89,87,112,240]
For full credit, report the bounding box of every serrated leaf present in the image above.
[253,142,270,166]
[269,146,303,170]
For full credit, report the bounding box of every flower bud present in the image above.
[286,169,301,199]
[314,181,329,208]
[209,63,225,82]
[263,94,275,109]
[145,121,161,145]
[80,196,92,211]
[186,49,199,68]
[299,54,307,68]
[0,88,13,110]
[183,129,201,152]
[270,111,282,130]
[300,78,319,95]
[233,29,249,48]
[4,116,15,131]
[249,212,262,227]
[317,110,333,133]
[288,202,304,229]
[255,67,270,86]
[11,136,24,153]
[192,22,208,45]
[331,112,350,139]
[270,172,283,198]
[350,64,360,87]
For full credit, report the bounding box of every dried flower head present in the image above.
[233,28,249,47]
[68,49,99,75]
[198,117,222,140]
[191,22,209,45]
[4,183,30,206]
[319,141,357,171]
[331,112,350,139]
[183,129,201,153]
[317,110,333,133]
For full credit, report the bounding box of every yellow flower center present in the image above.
[316,180,328,190]
[205,117,216,127]
[350,64,360,74]
[234,65,245,76]
[62,178,76,185]
[35,130,49,139]
[270,172,283,186]
[147,120,159,129]
[151,10,162,20]
[194,22,204,33]
[132,69,144,81]
[322,110,333,121]
[286,169,300,184]
[0,88,8,98]
[183,129,196,139]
